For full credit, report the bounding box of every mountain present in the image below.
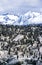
[0,15,19,25]
[0,11,42,25]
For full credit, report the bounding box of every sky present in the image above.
[0,0,42,14]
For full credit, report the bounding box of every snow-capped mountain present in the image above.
[20,11,41,25]
[0,11,42,25]
[0,15,19,25]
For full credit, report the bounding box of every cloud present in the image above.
[25,0,40,6]
[0,0,41,13]
[0,7,4,11]
[0,0,23,11]
[0,0,42,14]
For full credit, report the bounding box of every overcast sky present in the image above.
[0,0,42,14]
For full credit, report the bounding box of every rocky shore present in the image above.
[0,25,42,65]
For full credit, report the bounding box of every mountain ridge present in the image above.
[0,11,42,25]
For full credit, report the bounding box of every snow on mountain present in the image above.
[18,11,41,25]
[0,15,19,25]
[24,11,40,17]
[0,15,5,24]
[0,11,42,25]
[20,11,42,25]
[28,15,42,24]
[21,11,41,25]
[7,15,19,21]
[6,15,19,25]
